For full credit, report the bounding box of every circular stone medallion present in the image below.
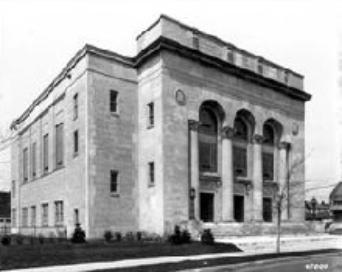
[175,89,186,106]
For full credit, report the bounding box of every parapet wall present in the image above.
[137,15,304,91]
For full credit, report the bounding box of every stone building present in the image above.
[10,15,311,238]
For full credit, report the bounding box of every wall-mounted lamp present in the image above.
[190,188,196,200]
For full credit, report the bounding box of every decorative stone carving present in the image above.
[252,134,264,144]
[279,141,291,150]
[188,120,199,131]
[221,126,234,139]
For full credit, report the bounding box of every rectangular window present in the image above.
[54,201,64,226]
[31,206,36,227]
[74,209,79,225]
[73,130,79,155]
[147,102,154,128]
[22,207,28,227]
[41,203,49,226]
[262,152,274,180]
[55,123,64,167]
[23,148,28,183]
[199,142,217,172]
[73,93,78,120]
[110,90,118,113]
[263,197,273,222]
[110,170,119,193]
[234,195,244,222]
[233,146,247,177]
[32,142,37,178]
[12,180,15,198]
[43,134,49,173]
[148,162,155,186]
[12,208,16,226]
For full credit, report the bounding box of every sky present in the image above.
[0,0,341,200]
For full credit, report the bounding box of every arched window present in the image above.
[262,120,282,181]
[233,116,251,178]
[263,124,275,145]
[199,107,218,172]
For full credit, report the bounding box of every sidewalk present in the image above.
[4,234,342,272]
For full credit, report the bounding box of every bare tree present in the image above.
[274,153,307,253]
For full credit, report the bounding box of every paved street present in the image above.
[184,252,342,272]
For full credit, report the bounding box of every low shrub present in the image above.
[168,225,191,245]
[114,232,122,242]
[136,231,142,241]
[201,229,215,245]
[15,234,24,245]
[71,223,86,243]
[1,235,11,246]
[38,234,45,244]
[125,231,134,241]
[104,230,113,242]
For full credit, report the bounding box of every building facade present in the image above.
[10,15,311,238]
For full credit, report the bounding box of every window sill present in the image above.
[73,152,79,158]
[235,177,252,185]
[110,112,120,117]
[148,183,155,188]
[200,173,221,182]
[147,124,154,130]
[110,192,120,197]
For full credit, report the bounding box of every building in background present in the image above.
[0,191,11,234]
[10,15,311,238]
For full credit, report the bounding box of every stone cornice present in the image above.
[134,36,312,102]
[221,126,235,139]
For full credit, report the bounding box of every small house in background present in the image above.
[305,197,331,221]
[0,191,11,234]
[329,182,342,234]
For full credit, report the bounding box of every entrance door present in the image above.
[200,193,214,222]
[263,197,273,222]
[234,195,244,222]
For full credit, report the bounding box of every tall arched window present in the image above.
[233,116,249,177]
[199,107,218,173]
[262,119,282,182]
[262,123,275,181]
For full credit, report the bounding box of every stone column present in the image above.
[189,120,200,220]
[221,126,235,222]
[279,141,290,221]
[252,134,263,221]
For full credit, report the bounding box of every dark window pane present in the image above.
[43,134,49,172]
[263,124,274,145]
[110,90,118,113]
[262,152,274,180]
[55,123,64,167]
[73,93,78,120]
[199,108,218,173]
[23,148,28,182]
[148,102,154,127]
[110,170,118,192]
[234,117,248,141]
[74,130,79,154]
[233,146,247,177]
[263,198,273,222]
[148,162,154,185]
[32,142,36,177]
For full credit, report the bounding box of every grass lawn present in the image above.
[0,240,240,270]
